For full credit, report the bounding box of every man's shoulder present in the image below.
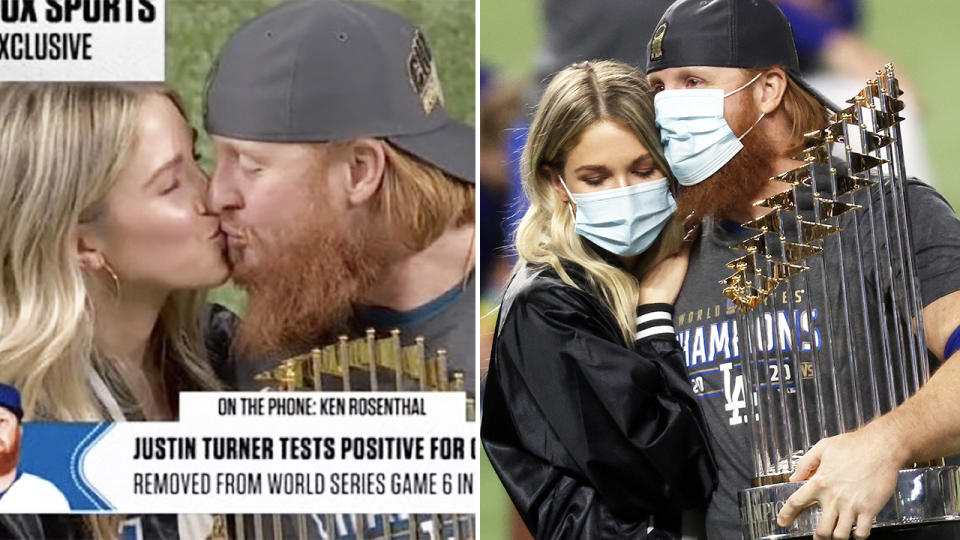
[17,472,63,493]
[859,175,956,214]
[904,177,956,207]
[6,472,70,510]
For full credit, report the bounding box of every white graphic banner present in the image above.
[0,0,164,81]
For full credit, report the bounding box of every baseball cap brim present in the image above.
[1,404,22,421]
[387,119,475,184]
[786,68,842,113]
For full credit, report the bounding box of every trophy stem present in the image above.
[872,76,920,400]
[739,309,768,479]
[807,178,857,431]
[798,267,829,441]
[801,170,846,438]
[764,291,797,467]
[791,180,828,444]
[878,68,930,385]
[748,309,778,475]
[752,309,783,477]
[854,90,907,413]
[774,215,810,451]
[885,137,924,394]
[837,120,883,419]
[821,163,864,430]
[812,251,845,433]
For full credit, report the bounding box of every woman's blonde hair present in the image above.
[0,83,223,538]
[0,83,222,423]
[514,60,683,343]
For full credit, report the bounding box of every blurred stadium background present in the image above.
[166,0,475,314]
[479,1,960,538]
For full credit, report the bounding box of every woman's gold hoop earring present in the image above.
[103,262,120,297]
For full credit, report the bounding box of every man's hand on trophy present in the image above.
[776,420,907,540]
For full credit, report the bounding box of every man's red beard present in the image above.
[675,112,781,221]
[0,428,20,476]
[231,212,392,360]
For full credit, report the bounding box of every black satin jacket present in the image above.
[481,263,718,539]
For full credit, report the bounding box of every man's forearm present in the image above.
[870,351,960,465]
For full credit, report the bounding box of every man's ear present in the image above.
[75,225,106,272]
[756,67,789,115]
[345,138,387,206]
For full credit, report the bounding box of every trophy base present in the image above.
[740,465,960,539]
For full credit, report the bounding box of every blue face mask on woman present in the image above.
[558,176,676,257]
[654,72,765,186]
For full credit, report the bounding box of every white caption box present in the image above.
[0,0,164,81]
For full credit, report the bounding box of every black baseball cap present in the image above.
[0,383,22,421]
[205,0,474,184]
[645,0,840,112]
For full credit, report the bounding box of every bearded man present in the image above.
[203,0,475,396]
[646,1,960,539]
[0,383,69,512]
[201,2,474,538]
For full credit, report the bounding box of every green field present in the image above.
[166,0,475,313]
[479,0,960,208]
[479,1,960,538]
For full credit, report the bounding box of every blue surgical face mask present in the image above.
[654,72,765,186]
[558,176,677,256]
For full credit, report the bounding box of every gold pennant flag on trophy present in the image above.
[835,173,877,196]
[743,212,783,233]
[754,190,796,210]
[722,282,746,303]
[802,122,845,147]
[848,152,888,174]
[772,164,814,186]
[831,104,860,124]
[882,95,905,114]
[769,260,808,280]
[751,273,783,296]
[723,272,745,288]
[733,233,769,254]
[879,69,904,97]
[782,238,825,261]
[726,254,758,274]
[799,220,841,243]
[816,198,861,219]
[873,109,904,131]
[862,131,896,153]
[845,80,880,105]
[799,144,831,164]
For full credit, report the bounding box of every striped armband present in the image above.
[635,303,675,341]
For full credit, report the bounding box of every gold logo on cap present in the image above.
[408,29,445,115]
[651,22,667,61]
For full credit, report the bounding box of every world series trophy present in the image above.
[726,64,960,538]
[208,329,476,540]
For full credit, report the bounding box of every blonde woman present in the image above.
[480,61,717,539]
[0,83,228,538]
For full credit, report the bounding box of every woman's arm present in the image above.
[495,282,717,521]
